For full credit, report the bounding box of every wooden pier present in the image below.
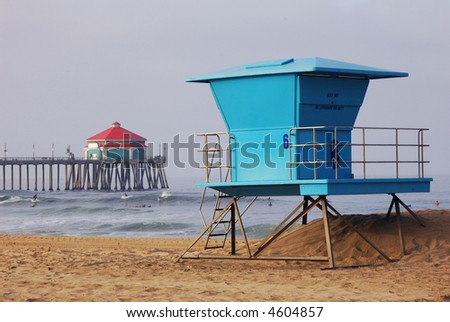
[0,157,169,191]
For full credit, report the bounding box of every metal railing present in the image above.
[0,156,85,161]
[288,126,429,180]
[196,132,231,183]
[0,155,165,161]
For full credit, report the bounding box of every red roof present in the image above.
[102,143,146,148]
[87,122,146,141]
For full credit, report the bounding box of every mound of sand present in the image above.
[261,210,450,267]
[0,210,449,301]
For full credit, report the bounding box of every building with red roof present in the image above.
[84,121,148,161]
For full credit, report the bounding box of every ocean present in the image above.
[0,174,448,239]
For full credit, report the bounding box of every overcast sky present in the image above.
[1,0,449,182]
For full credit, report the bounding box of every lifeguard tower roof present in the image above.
[187,57,408,82]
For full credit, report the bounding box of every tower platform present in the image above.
[199,178,432,197]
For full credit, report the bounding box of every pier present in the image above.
[0,156,169,191]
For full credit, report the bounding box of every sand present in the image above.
[1,209,449,302]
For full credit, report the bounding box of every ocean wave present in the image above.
[114,222,191,233]
[64,190,201,205]
[0,195,28,205]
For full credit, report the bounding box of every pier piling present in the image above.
[0,157,168,192]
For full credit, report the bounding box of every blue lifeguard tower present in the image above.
[179,58,432,267]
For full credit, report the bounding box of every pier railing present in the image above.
[0,156,166,163]
[0,156,84,161]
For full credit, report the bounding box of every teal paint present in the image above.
[230,129,291,182]
[107,149,130,162]
[87,149,102,160]
[187,57,408,83]
[294,129,352,179]
[198,178,432,197]
[132,148,144,160]
[189,57,431,196]
[191,58,384,182]
[210,75,296,131]
[298,76,369,126]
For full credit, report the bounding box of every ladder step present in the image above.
[209,233,228,237]
[215,208,224,211]
[205,245,225,250]
[218,195,233,199]
[214,220,230,224]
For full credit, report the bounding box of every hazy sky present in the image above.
[1,0,449,181]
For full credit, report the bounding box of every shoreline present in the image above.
[1,209,449,302]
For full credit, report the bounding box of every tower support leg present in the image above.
[394,197,406,256]
[387,193,425,257]
[321,197,335,268]
[230,199,236,255]
[302,196,309,225]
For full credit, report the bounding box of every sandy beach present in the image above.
[1,209,449,302]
